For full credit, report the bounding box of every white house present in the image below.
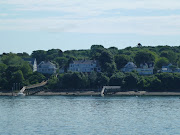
[23,58,37,72]
[121,62,137,72]
[161,64,173,73]
[37,61,57,74]
[121,62,154,75]
[136,63,154,75]
[161,64,180,73]
[68,60,101,73]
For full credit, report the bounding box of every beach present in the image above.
[1,91,180,96]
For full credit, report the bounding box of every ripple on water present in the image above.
[0,96,180,135]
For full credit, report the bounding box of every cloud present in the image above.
[1,15,180,35]
[2,0,180,11]
[0,13,8,17]
[1,0,180,35]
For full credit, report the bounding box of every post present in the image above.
[12,87,13,96]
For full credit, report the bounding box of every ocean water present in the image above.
[0,96,180,135]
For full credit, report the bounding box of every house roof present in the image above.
[124,62,137,68]
[162,63,172,68]
[38,61,56,67]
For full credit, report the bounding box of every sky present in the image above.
[1,0,180,54]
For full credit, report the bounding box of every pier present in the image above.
[19,81,48,96]
[101,86,121,96]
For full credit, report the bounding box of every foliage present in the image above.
[155,57,169,69]
[115,54,130,70]
[134,50,155,66]
[1,45,180,91]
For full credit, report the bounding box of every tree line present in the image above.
[1,44,180,92]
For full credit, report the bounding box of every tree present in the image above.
[115,54,130,70]
[31,50,46,63]
[90,46,105,60]
[96,73,109,87]
[108,47,118,55]
[28,72,46,84]
[47,75,58,90]
[148,76,162,91]
[160,51,177,64]
[90,45,104,50]
[55,57,68,68]
[155,57,169,69]
[98,50,116,74]
[17,52,30,58]
[134,51,155,66]
[60,72,88,89]
[11,70,24,86]
[21,62,33,79]
[1,53,24,66]
[88,72,98,88]
[109,72,125,86]
[0,63,7,73]
[122,72,139,90]
[155,73,174,91]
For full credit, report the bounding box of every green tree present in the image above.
[134,51,155,66]
[122,72,139,90]
[109,72,125,86]
[155,57,169,69]
[11,70,24,85]
[96,73,109,87]
[55,57,68,68]
[47,75,58,90]
[160,51,177,64]
[31,50,46,63]
[115,54,130,70]
[21,62,33,79]
[88,72,98,88]
[155,73,174,91]
[108,47,118,55]
[0,63,7,73]
[1,53,24,66]
[98,50,116,74]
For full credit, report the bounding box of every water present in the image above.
[0,96,180,135]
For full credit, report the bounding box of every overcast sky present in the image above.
[1,0,180,54]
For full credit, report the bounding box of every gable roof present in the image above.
[38,61,56,68]
[124,62,137,68]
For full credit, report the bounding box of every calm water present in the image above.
[0,96,180,135]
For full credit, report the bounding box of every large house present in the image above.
[161,64,180,73]
[68,60,101,73]
[121,62,154,75]
[136,63,154,75]
[121,62,137,72]
[23,58,37,72]
[37,61,57,74]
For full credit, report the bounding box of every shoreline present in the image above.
[1,91,180,96]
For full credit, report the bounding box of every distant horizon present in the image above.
[1,41,180,55]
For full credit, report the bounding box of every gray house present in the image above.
[161,63,180,73]
[121,62,154,75]
[23,58,37,72]
[121,62,137,72]
[37,61,57,74]
[68,60,101,73]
